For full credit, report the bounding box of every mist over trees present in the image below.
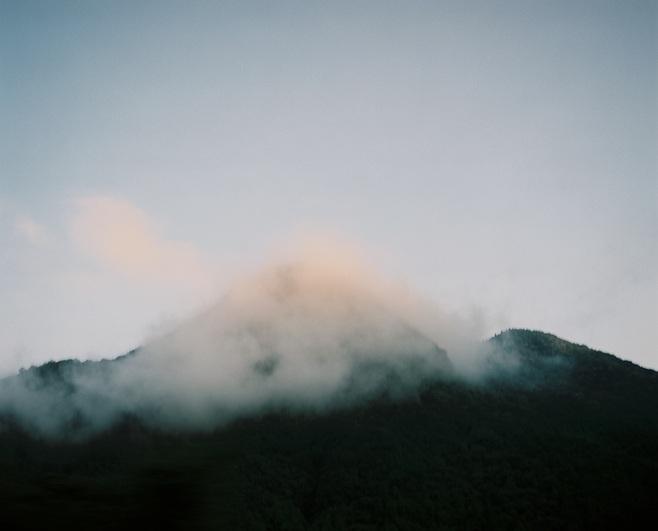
[0,329,656,530]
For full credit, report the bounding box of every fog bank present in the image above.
[0,239,495,439]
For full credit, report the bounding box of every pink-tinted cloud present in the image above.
[70,196,219,294]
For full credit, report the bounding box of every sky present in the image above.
[1,0,656,375]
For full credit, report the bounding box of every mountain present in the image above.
[0,261,456,439]
[0,329,657,530]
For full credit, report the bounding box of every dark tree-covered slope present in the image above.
[0,329,656,530]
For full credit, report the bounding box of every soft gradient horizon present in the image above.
[1,1,656,374]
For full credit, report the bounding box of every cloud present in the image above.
[70,196,216,284]
[0,235,483,439]
[1,198,224,374]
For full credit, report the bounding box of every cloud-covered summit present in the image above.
[0,239,457,439]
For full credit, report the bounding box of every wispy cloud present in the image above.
[1,197,224,375]
[70,196,217,287]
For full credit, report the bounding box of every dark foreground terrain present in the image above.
[1,330,657,530]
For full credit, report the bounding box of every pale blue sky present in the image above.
[1,0,656,373]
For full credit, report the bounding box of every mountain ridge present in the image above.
[0,328,656,529]
[1,328,655,439]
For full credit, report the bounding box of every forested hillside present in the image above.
[1,330,656,530]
